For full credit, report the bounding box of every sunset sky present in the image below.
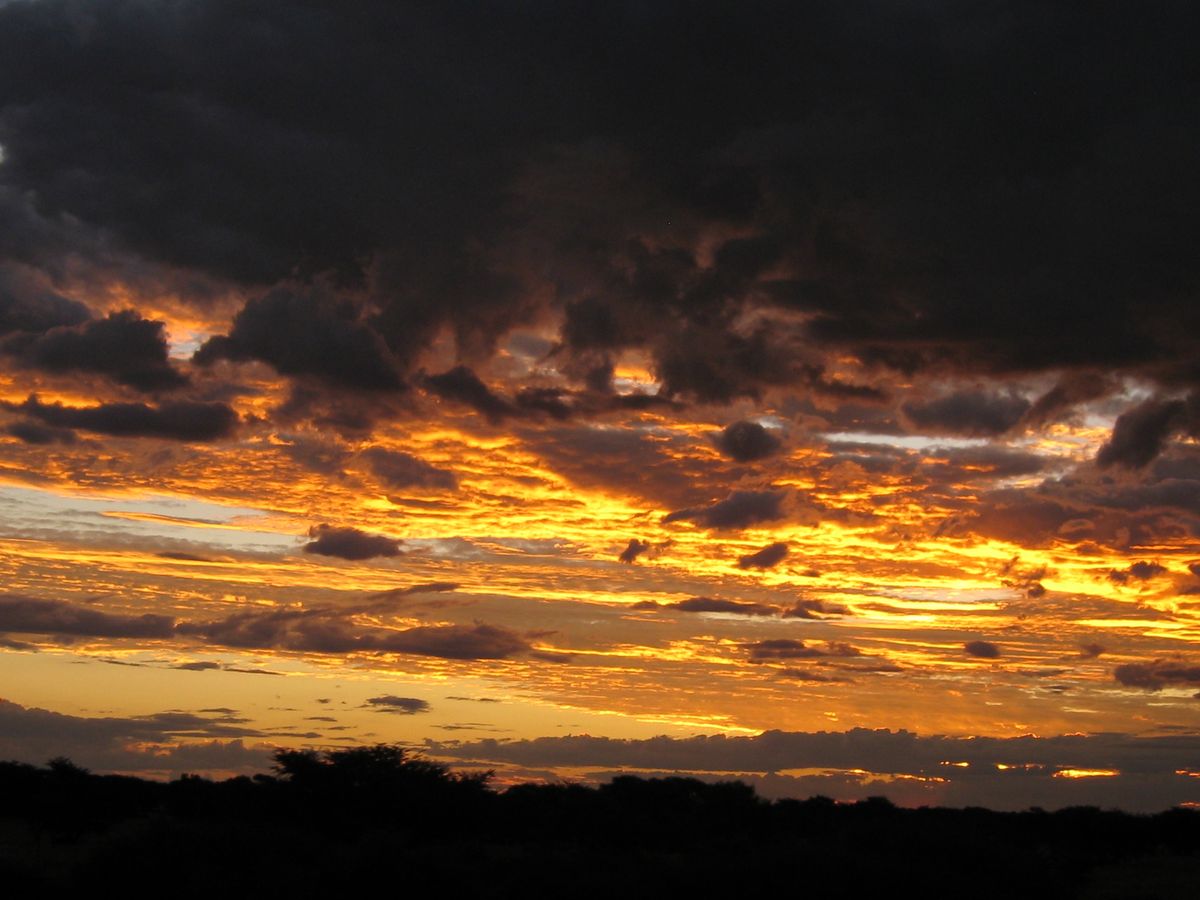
[1,1,1199,811]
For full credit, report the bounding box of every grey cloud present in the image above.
[302,524,403,561]
[781,598,847,620]
[671,597,778,617]
[737,541,788,569]
[965,641,1002,659]
[4,419,76,444]
[195,286,405,390]
[365,695,431,714]
[179,606,531,660]
[0,698,272,774]
[618,539,650,564]
[712,420,782,463]
[902,390,1030,437]
[361,446,458,491]
[0,594,175,639]
[426,728,1200,811]
[1108,561,1168,584]
[2,309,187,391]
[1113,660,1200,691]
[7,395,238,441]
[664,490,788,530]
[0,265,90,334]
[745,639,862,662]
[1097,396,1193,469]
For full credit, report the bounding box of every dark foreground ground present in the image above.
[2,746,1198,898]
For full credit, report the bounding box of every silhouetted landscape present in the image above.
[2,746,1198,898]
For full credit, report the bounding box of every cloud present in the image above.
[670,597,778,616]
[0,267,90,334]
[365,695,431,714]
[427,728,1200,811]
[0,594,175,638]
[1023,373,1115,428]
[360,446,458,491]
[618,539,650,564]
[180,607,531,660]
[781,598,846,620]
[745,639,862,661]
[664,490,788,530]
[2,310,187,391]
[737,541,788,569]
[421,366,514,423]
[0,698,272,775]
[778,668,853,683]
[302,524,403,561]
[712,421,782,463]
[373,623,531,660]
[901,390,1030,437]
[0,1,1197,408]
[195,286,403,390]
[1096,397,1191,469]
[4,420,76,444]
[964,641,1002,659]
[1113,660,1200,691]
[1108,561,1168,584]
[7,395,237,441]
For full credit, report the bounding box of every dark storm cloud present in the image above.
[943,452,1200,548]
[922,445,1049,479]
[365,695,431,715]
[194,286,403,390]
[7,395,237,441]
[0,594,175,639]
[1,310,187,391]
[901,390,1030,437]
[0,266,90,333]
[1113,660,1200,691]
[1023,373,1115,428]
[3,419,76,444]
[664,490,788,530]
[302,524,403,561]
[420,366,515,423]
[1096,396,1194,469]
[737,541,789,569]
[3,0,1198,425]
[360,446,458,491]
[712,420,782,463]
[964,641,1002,659]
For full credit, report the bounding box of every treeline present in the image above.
[1,745,1198,898]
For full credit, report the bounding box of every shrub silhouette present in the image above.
[2,750,1199,898]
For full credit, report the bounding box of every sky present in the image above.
[1,0,1199,811]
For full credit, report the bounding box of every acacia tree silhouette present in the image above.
[272,743,491,790]
[268,743,493,829]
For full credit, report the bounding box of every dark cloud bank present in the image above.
[0,1,1196,448]
[0,593,532,661]
[428,729,1200,812]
